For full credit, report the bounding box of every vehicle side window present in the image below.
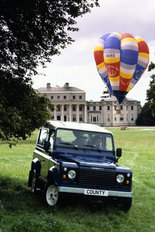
[49,131,54,152]
[106,136,113,151]
[37,128,49,146]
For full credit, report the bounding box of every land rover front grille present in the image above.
[79,167,115,187]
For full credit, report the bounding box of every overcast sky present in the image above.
[33,0,155,106]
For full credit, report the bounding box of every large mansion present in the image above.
[37,83,141,126]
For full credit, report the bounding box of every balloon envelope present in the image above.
[94,32,149,104]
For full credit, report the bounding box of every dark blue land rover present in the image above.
[28,121,133,210]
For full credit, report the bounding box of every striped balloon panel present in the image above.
[104,32,121,91]
[94,32,149,104]
[127,37,149,91]
[94,33,113,94]
[120,33,138,91]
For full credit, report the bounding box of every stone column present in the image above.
[69,104,72,121]
[54,105,57,120]
[84,104,87,123]
[76,104,79,122]
[61,104,64,121]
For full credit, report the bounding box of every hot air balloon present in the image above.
[94,32,149,104]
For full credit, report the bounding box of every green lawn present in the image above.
[0,128,155,232]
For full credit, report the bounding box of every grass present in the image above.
[0,128,155,232]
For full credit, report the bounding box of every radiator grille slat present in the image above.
[79,167,115,187]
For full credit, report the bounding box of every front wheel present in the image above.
[120,197,132,211]
[46,185,59,206]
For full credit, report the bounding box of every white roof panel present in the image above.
[46,120,112,134]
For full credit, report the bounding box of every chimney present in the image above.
[64,82,69,88]
[47,83,51,88]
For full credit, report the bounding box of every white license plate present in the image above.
[84,189,108,196]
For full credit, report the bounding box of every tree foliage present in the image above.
[0,73,53,143]
[0,0,99,142]
[136,62,155,126]
[0,0,99,78]
[136,102,155,126]
[147,62,155,117]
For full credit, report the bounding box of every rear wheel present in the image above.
[46,185,58,206]
[31,170,38,193]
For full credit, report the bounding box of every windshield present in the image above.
[55,129,114,152]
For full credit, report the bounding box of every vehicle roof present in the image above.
[45,120,112,134]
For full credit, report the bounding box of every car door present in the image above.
[35,127,51,180]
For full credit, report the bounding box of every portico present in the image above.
[37,83,141,126]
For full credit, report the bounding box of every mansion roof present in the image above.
[37,83,140,104]
[37,82,85,93]
[104,96,140,103]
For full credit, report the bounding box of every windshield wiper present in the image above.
[57,142,80,150]
[83,144,96,148]
[59,142,74,146]
[83,144,105,152]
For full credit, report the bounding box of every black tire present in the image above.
[120,197,132,211]
[31,169,38,193]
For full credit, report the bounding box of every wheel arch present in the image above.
[31,158,41,176]
[47,166,58,186]
[28,158,41,187]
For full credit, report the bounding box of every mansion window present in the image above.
[99,106,102,110]
[93,106,96,111]
[107,106,110,110]
[120,117,124,121]
[51,96,54,100]
[120,106,123,110]
[72,106,76,111]
[57,105,61,111]
[131,106,134,110]
[79,95,82,99]
[57,96,60,99]
[57,115,61,120]
[64,116,67,121]
[79,106,83,111]
[131,114,134,121]
[72,95,76,100]
[51,105,54,111]
[93,117,97,122]
[73,117,76,122]
[79,117,83,122]
[63,96,67,99]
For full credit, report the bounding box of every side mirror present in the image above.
[116,148,122,158]
[44,141,50,152]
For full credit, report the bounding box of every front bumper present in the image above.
[57,186,133,198]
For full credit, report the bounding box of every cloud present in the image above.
[75,0,155,42]
[33,0,155,107]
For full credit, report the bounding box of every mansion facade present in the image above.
[37,83,141,126]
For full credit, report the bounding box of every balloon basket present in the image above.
[115,106,121,114]
[116,110,121,114]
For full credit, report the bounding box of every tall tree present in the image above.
[136,62,155,126]
[0,0,99,143]
[147,62,155,116]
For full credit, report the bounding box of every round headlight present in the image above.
[116,174,124,184]
[68,170,76,180]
